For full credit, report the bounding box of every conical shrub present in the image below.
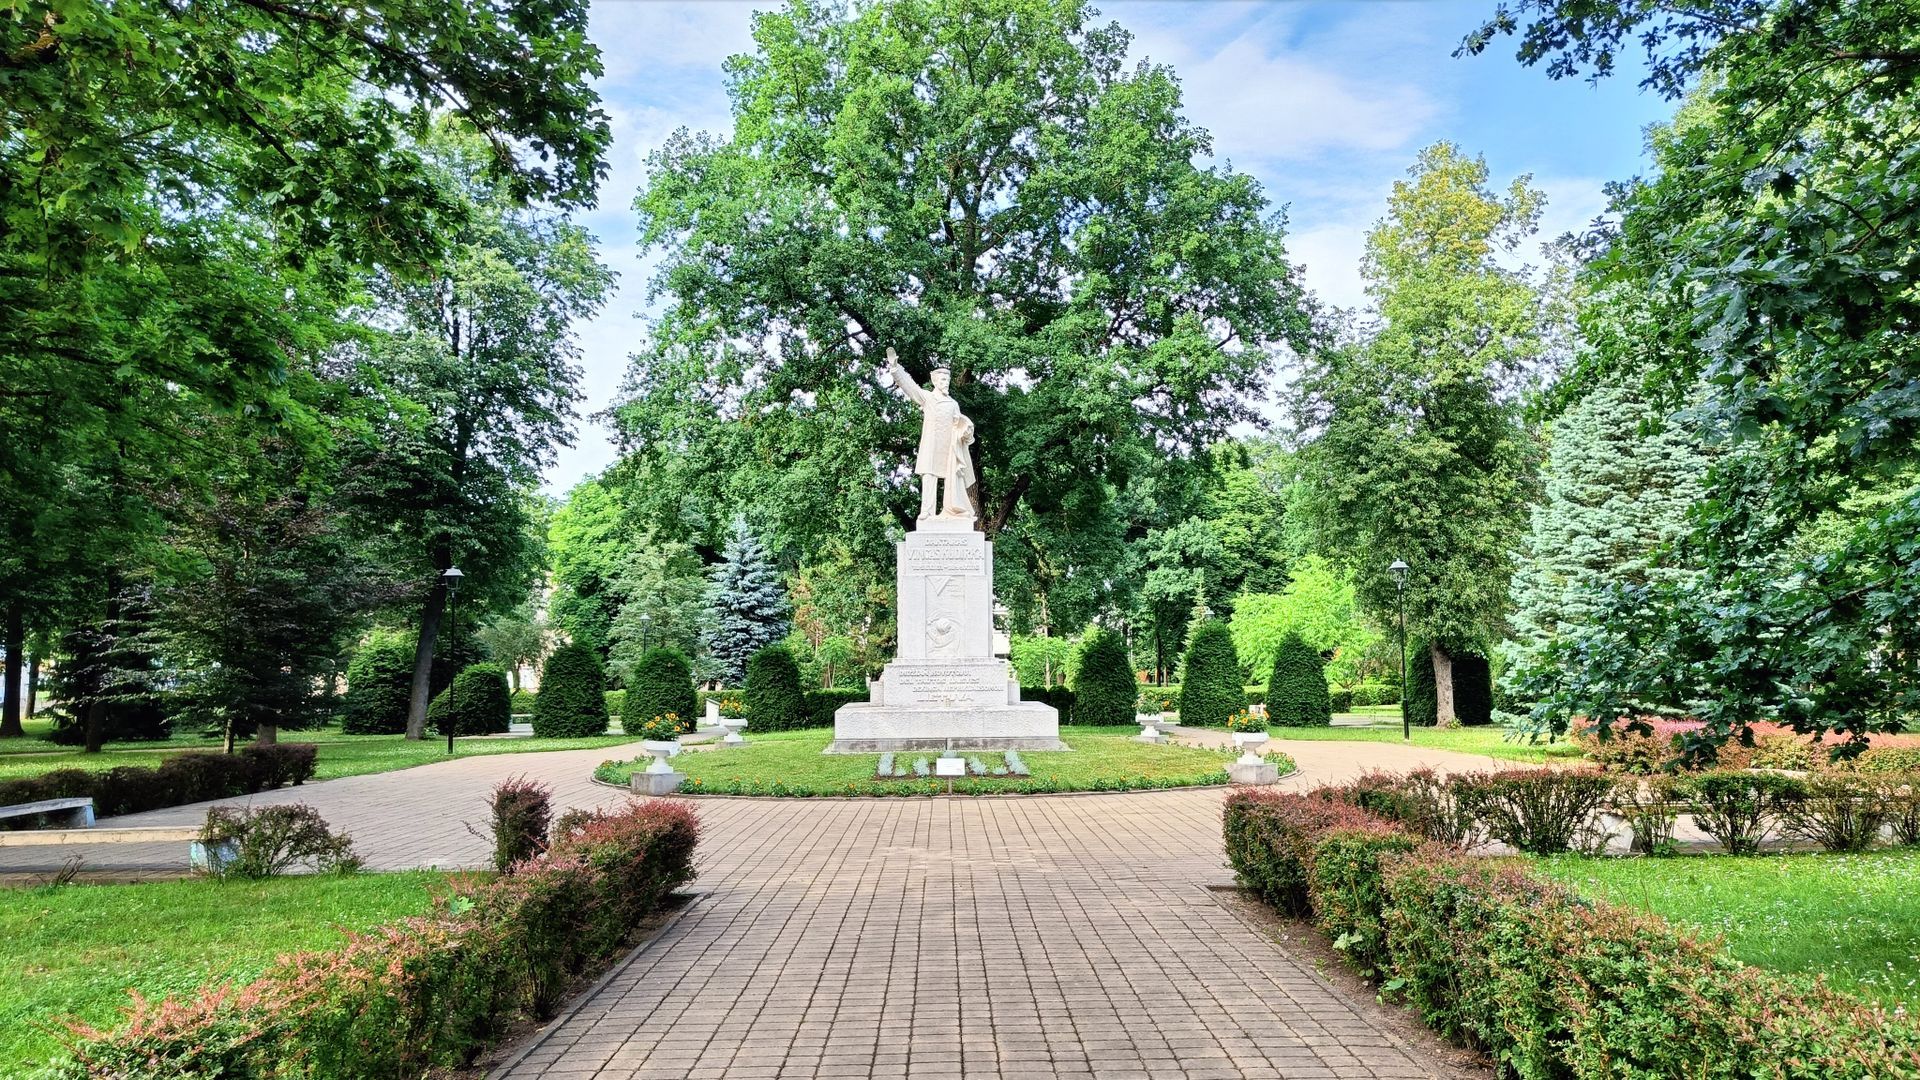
[1267,632,1331,727]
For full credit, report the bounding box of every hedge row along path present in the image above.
[3,739,1522,1078]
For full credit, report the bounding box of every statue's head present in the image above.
[931,368,952,393]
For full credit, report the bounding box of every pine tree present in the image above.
[707,519,789,685]
[1502,380,1706,697]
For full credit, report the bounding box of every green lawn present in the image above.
[0,872,463,1074]
[595,725,1275,795]
[0,725,637,784]
[1256,721,1586,765]
[1531,849,1920,1011]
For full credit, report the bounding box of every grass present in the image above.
[594,725,1281,796]
[1250,720,1586,765]
[0,722,637,784]
[1531,848,1920,1011]
[0,871,464,1074]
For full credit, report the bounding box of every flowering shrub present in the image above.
[1226,784,1920,1079]
[58,800,699,1078]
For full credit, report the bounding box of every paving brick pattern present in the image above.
[500,795,1440,1080]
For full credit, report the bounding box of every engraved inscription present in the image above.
[903,537,986,575]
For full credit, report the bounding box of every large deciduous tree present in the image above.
[350,125,614,739]
[1466,0,1920,750]
[1298,143,1543,725]
[618,0,1314,567]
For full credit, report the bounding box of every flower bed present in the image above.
[1222,786,1920,1078]
[53,799,699,1079]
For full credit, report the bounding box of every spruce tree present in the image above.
[707,519,789,685]
[1267,632,1331,727]
[1502,381,1706,696]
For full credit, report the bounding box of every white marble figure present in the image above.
[883,348,976,522]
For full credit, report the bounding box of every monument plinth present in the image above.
[828,351,1063,753]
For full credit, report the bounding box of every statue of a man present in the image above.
[883,348,976,521]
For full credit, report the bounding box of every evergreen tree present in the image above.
[1405,636,1438,728]
[707,520,789,685]
[428,663,512,736]
[743,645,805,732]
[625,648,699,731]
[1451,653,1493,727]
[1071,629,1137,727]
[1502,379,1706,696]
[343,630,417,735]
[1178,621,1243,728]
[1267,632,1331,728]
[531,643,609,738]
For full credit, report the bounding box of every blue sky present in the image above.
[548,0,1676,493]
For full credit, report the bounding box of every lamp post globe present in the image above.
[442,567,464,754]
[1388,560,1409,741]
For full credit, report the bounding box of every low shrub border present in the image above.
[1222,787,1920,1079]
[0,743,318,826]
[55,799,700,1079]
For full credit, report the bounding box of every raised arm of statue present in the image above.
[883,347,930,406]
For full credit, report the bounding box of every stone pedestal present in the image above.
[1227,759,1280,785]
[830,520,1061,753]
[633,757,686,795]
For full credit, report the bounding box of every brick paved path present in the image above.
[3,741,1502,1078]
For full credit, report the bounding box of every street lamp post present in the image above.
[640,613,652,653]
[442,566,464,755]
[1389,560,1409,741]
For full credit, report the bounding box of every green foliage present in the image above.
[1011,635,1077,689]
[707,520,790,684]
[485,777,551,873]
[1404,637,1438,728]
[802,688,869,729]
[530,644,609,738]
[1267,633,1332,728]
[197,805,360,879]
[1449,769,1618,854]
[1297,143,1541,719]
[618,0,1315,589]
[427,664,512,737]
[342,631,417,735]
[623,649,698,733]
[1472,0,1920,749]
[1177,621,1242,728]
[545,478,630,655]
[1451,653,1493,727]
[1071,629,1138,726]
[1674,771,1806,855]
[1229,556,1375,686]
[743,646,806,732]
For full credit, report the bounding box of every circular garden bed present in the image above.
[593,725,1295,796]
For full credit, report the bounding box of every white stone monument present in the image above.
[828,351,1063,753]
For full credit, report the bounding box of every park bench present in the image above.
[0,796,96,829]
[0,797,200,853]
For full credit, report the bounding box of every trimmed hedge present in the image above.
[0,744,318,826]
[744,645,805,731]
[1177,621,1242,728]
[531,643,609,738]
[802,687,867,728]
[1267,632,1331,727]
[624,648,698,733]
[1223,787,1920,1079]
[57,800,700,1078]
[1070,629,1135,725]
[1021,685,1075,725]
[427,663,511,736]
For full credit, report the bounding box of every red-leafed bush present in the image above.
[56,800,700,1079]
[486,776,553,873]
[1221,788,1400,916]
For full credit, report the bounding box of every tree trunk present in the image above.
[256,723,278,746]
[84,700,106,754]
[1429,640,1457,728]
[25,651,39,718]
[405,582,449,740]
[1,601,22,738]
